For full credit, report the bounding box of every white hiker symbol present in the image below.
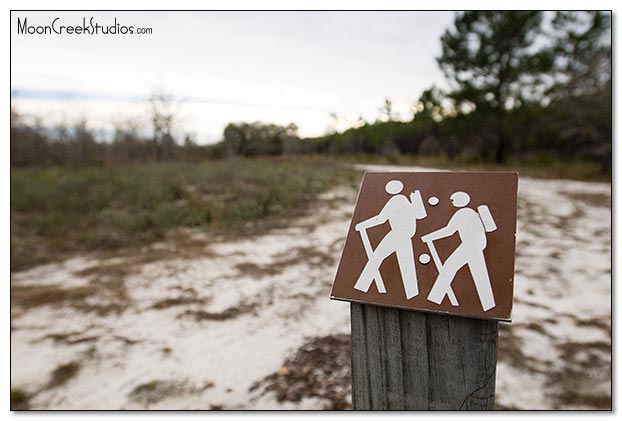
[421,191,498,311]
[353,180,427,299]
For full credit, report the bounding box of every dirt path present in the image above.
[10,165,611,410]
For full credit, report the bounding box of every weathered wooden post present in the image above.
[350,304,498,410]
[330,172,517,411]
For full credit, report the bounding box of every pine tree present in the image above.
[437,11,552,163]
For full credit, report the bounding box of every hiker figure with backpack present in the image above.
[353,180,427,300]
[421,191,498,311]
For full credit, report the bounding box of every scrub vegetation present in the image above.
[10,157,357,271]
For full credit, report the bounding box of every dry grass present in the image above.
[563,192,611,208]
[233,262,281,278]
[151,296,209,310]
[11,285,96,310]
[250,334,352,410]
[46,362,81,389]
[43,332,99,345]
[180,302,258,322]
[11,263,131,316]
[10,388,30,410]
[128,379,211,407]
[232,246,336,280]
[547,341,611,409]
[273,246,336,267]
[128,380,184,406]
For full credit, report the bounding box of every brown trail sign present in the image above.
[330,172,518,410]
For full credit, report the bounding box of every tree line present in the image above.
[313,11,610,170]
[10,11,611,173]
[10,92,212,166]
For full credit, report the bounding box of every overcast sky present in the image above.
[11,11,454,142]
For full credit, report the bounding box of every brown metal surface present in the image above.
[330,172,518,321]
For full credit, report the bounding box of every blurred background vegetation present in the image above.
[10,11,611,270]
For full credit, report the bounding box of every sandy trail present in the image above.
[10,165,611,410]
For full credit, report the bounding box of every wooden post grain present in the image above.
[350,303,498,410]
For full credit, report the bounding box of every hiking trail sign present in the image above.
[330,172,518,321]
